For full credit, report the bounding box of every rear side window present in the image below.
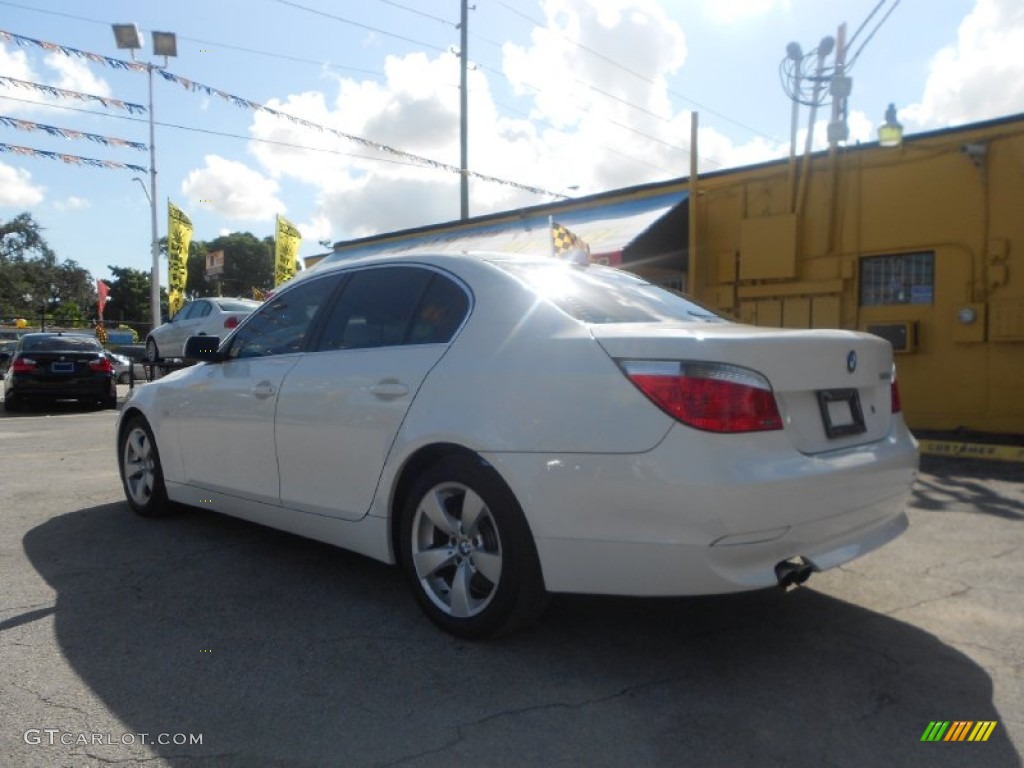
[192,301,212,319]
[173,302,196,321]
[405,274,470,344]
[495,261,724,324]
[215,299,260,312]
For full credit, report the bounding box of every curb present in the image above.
[918,439,1024,464]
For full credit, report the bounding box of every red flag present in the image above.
[97,279,109,320]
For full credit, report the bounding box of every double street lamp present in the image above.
[112,23,177,331]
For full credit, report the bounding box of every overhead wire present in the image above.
[273,0,449,54]
[847,0,903,69]
[3,0,723,170]
[0,0,387,79]
[1,0,730,191]
[491,0,775,143]
[0,93,447,170]
[372,0,456,28]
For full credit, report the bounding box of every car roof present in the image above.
[20,331,95,339]
[305,250,558,279]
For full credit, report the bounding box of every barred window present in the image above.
[860,252,934,306]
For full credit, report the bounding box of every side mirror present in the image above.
[161,314,171,324]
[184,335,222,361]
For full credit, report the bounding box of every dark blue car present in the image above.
[3,332,117,412]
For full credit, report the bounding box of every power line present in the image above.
[491,0,775,143]
[848,0,903,69]
[372,0,456,28]
[2,30,567,198]
[274,0,449,54]
[0,0,387,79]
[1,0,726,167]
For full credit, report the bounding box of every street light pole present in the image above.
[146,62,160,330]
[112,23,176,331]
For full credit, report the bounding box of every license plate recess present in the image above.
[816,388,866,439]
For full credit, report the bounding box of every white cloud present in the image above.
[0,162,45,206]
[240,0,792,243]
[0,43,114,116]
[43,52,112,98]
[903,0,1024,128]
[54,195,91,212]
[181,155,283,221]
[701,0,791,24]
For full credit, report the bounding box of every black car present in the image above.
[3,332,117,411]
[0,339,16,374]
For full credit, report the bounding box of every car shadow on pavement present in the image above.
[19,501,1019,768]
[0,399,119,417]
[914,456,1024,520]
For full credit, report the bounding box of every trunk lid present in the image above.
[592,322,896,454]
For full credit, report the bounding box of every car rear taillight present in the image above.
[11,356,37,373]
[224,316,240,330]
[891,375,902,414]
[620,360,783,433]
[89,357,114,373]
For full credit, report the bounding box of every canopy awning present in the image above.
[327,188,689,266]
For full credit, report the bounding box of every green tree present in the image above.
[105,265,167,327]
[0,213,94,321]
[204,232,274,298]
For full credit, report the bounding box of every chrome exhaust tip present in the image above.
[775,557,813,588]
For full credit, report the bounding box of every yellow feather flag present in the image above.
[274,215,302,287]
[167,201,193,316]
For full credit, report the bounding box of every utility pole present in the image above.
[459,0,469,220]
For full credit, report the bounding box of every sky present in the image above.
[1,0,1022,290]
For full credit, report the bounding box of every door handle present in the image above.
[251,381,276,399]
[369,380,409,399]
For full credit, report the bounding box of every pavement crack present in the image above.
[378,675,686,767]
[881,584,974,617]
[12,681,93,718]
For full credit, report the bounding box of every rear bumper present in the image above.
[483,421,918,596]
[6,374,114,401]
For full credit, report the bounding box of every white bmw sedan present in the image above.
[116,252,918,638]
[144,296,261,362]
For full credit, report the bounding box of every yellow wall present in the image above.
[692,115,1024,434]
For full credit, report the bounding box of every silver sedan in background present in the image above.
[144,297,260,362]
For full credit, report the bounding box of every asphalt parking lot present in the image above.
[0,388,1021,767]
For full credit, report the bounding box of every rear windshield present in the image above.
[21,335,102,352]
[494,261,725,325]
[214,299,260,312]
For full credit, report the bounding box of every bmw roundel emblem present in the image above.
[847,350,857,373]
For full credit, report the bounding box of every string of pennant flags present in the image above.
[0,28,567,199]
[0,142,147,172]
[0,115,148,151]
[0,74,146,114]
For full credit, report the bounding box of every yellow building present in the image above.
[686,112,1023,435]
[325,112,1024,435]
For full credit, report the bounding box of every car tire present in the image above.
[3,396,22,412]
[399,455,548,639]
[145,338,161,363]
[117,371,130,385]
[102,393,118,410]
[118,416,171,517]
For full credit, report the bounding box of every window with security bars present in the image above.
[859,252,935,306]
